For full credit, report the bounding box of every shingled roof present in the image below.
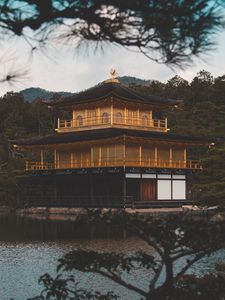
[46,80,181,108]
[12,128,212,147]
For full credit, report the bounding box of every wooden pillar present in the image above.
[91,147,93,167]
[184,147,187,168]
[139,145,142,166]
[80,152,83,168]
[97,108,100,124]
[137,109,140,126]
[149,110,152,119]
[72,109,75,127]
[165,117,168,130]
[169,146,173,167]
[84,109,87,126]
[99,146,101,166]
[71,152,73,168]
[154,146,158,167]
[54,149,57,169]
[124,107,127,124]
[123,135,126,168]
[57,151,59,169]
[40,149,44,168]
[106,146,109,166]
[123,177,127,208]
[150,111,153,127]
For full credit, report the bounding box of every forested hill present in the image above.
[1,70,225,206]
[20,76,152,102]
[20,87,73,102]
[118,76,152,86]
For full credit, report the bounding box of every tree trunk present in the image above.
[164,252,174,289]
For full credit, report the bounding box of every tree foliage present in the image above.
[27,273,118,300]
[0,92,52,205]
[133,70,225,206]
[29,211,225,299]
[0,0,223,65]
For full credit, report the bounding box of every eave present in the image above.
[11,128,214,150]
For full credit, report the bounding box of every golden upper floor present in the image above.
[46,78,180,133]
[57,106,168,133]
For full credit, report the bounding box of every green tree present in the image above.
[0,92,51,206]
[30,212,225,299]
[195,144,225,207]
[132,70,225,207]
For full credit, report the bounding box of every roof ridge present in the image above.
[44,79,181,107]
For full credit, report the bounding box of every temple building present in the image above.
[13,72,210,208]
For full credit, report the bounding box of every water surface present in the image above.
[0,214,224,300]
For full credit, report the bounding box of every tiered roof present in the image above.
[46,79,181,108]
[13,128,211,148]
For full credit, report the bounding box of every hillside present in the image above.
[119,76,152,86]
[20,76,152,102]
[20,87,73,102]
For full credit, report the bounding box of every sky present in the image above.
[0,29,225,96]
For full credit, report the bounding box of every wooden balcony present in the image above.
[56,115,168,133]
[25,159,202,171]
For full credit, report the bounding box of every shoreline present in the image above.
[0,205,223,221]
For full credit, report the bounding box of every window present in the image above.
[115,112,123,123]
[172,180,186,200]
[87,110,96,119]
[102,112,109,124]
[157,180,172,200]
[87,110,96,125]
[128,110,137,124]
[76,115,83,126]
[142,115,149,126]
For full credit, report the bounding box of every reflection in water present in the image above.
[0,214,224,300]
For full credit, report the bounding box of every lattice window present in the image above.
[115,112,123,123]
[102,112,109,124]
[128,110,138,124]
[142,115,149,126]
[76,115,83,126]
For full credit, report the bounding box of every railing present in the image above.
[25,159,202,171]
[57,115,167,132]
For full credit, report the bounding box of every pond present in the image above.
[0,213,224,300]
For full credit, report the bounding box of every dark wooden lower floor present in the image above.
[19,171,194,208]
[26,196,191,208]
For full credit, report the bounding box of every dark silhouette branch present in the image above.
[175,251,212,281]
[96,269,148,297]
[0,0,223,65]
[149,262,163,290]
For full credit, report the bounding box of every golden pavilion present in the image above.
[13,72,210,208]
